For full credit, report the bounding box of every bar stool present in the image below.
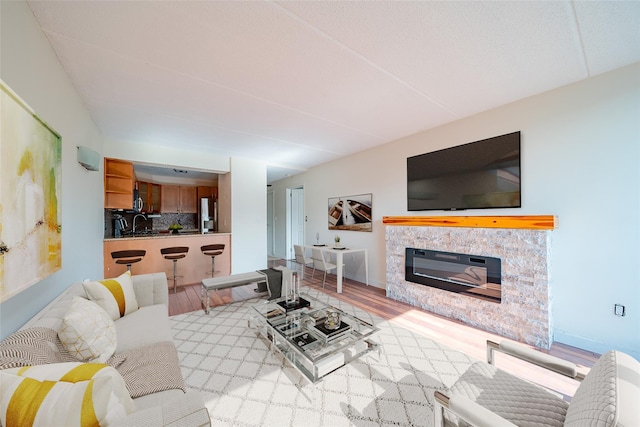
[161,246,189,293]
[111,250,146,273]
[201,244,225,278]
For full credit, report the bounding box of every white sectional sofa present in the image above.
[0,272,210,427]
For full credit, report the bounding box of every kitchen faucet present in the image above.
[132,213,147,234]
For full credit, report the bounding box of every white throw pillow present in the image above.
[59,297,117,363]
[83,271,139,320]
[0,362,135,427]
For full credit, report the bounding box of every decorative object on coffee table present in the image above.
[277,297,311,313]
[285,270,300,306]
[250,293,378,383]
[324,310,341,330]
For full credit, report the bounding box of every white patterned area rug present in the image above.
[170,288,475,427]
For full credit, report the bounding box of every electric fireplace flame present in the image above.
[405,248,502,303]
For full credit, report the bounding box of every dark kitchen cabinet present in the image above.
[137,181,162,214]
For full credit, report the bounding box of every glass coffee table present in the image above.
[250,293,379,383]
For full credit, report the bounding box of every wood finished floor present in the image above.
[168,258,599,399]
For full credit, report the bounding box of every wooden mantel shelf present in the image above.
[382,215,557,230]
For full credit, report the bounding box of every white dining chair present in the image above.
[311,248,343,288]
[293,245,313,279]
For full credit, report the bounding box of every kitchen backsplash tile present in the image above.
[104,210,197,238]
[154,213,197,231]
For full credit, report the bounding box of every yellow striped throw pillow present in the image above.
[0,362,135,427]
[83,271,139,320]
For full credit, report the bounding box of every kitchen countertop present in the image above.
[104,231,230,242]
[103,232,231,280]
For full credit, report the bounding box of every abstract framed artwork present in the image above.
[328,193,372,232]
[1,81,62,303]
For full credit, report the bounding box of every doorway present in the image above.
[286,186,305,260]
[267,189,274,257]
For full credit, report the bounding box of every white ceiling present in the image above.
[27,1,640,183]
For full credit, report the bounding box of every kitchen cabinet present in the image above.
[104,158,134,209]
[180,186,197,213]
[160,185,197,213]
[160,185,179,212]
[197,186,217,201]
[150,184,161,213]
[137,181,161,214]
[197,186,217,213]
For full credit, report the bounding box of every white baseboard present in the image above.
[554,330,640,361]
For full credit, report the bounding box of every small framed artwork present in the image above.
[328,193,372,232]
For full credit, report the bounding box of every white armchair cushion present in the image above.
[448,394,518,427]
[449,361,568,427]
[564,350,640,427]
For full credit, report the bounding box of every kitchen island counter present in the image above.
[104,233,231,287]
[104,231,231,242]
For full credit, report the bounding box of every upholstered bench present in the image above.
[201,271,267,314]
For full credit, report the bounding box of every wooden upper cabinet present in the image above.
[197,186,217,201]
[137,181,148,205]
[160,185,197,213]
[137,181,162,214]
[179,186,197,213]
[160,185,180,213]
[150,183,161,213]
[197,186,217,216]
[105,158,134,209]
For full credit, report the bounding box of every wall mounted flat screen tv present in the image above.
[407,131,521,211]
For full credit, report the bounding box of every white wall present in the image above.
[229,158,267,273]
[105,139,231,174]
[271,64,640,359]
[1,1,105,338]
[0,1,268,340]
[2,0,637,358]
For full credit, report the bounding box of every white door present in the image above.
[287,186,305,260]
[267,190,274,256]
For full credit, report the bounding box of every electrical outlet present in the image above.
[614,304,625,317]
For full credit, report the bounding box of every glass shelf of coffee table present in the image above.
[250,293,379,383]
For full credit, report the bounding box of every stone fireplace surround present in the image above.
[384,216,555,349]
